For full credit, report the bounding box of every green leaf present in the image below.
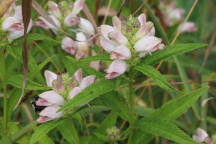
[66,53,110,65]
[142,43,207,65]
[133,87,208,143]
[27,33,60,44]
[101,92,129,120]
[30,120,64,144]
[135,64,176,92]
[136,118,198,144]
[149,86,209,120]
[7,74,48,90]
[59,79,119,112]
[58,118,79,144]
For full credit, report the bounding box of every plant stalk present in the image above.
[127,69,135,144]
[0,45,7,134]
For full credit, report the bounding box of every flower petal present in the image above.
[105,60,127,79]
[64,14,80,26]
[134,36,162,52]
[80,75,96,89]
[99,36,117,52]
[38,90,64,105]
[110,45,131,60]
[74,68,83,83]
[44,70,57,87]
[72,0,85,15]
[79,18,95,35]
[48,1,61,18]
[112,16,121,30]
[138,13,146,26]
[38,105,63,123]
[61,37,77,55]
[69,87,82,99]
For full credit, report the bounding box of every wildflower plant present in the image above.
[0,0,216,144]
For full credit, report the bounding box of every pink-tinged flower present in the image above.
[110,45,131,60]
[160,2,185,27]
[179,22,197,33]
[108,31,128,45]
[69,87,82,99]
[193,128,208,143]
[75,32,89,59]
[36,90,64,106]
[78,18,95,36]
[48,1,61,18]
[135,21,154,39]
[64,0,85,27]
[138,14,146,26]
[112,16,121,30]
[36,15,61,33]
[64,14,80,26]
[61,37,77,55]
[105,60,127,79]
[89,50,100,71]
[69,74,96,99]
[44,70,57,87]
[37,105,63,123]
[71,0,85,15]
[100,36,117,52]
[74,68,83,83]
[80,75,96,89]
[134,36,163,53]
[1,5,33,40]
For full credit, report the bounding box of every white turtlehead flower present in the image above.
[105,60,127,79]
[2,5,33,40]
[72,0,85,15]
[44,70,58,87]
[36,15,61,33]
[193,128,209,143]
[179,22,197,33]
[69,69,96,99]
[75,32,89,59]
[134,36,163,54]
[110,45,131,60]
[78,18,95,36]
[36,90,64,106]
[48,1,61,18]
[37,105,63,123]
[61,37,77,55]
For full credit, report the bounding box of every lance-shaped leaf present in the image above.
[133,86,209,143]
[30,120,64,144]
[59,79,119,112]
[136,118,198,144]
[135,64,177,92]
[142,43,207,65]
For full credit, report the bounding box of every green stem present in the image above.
[0,46,7,134]
[11,121,37,142]
[127,69,135,144]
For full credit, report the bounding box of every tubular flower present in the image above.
[192,128,209,143]
[99,14,164,79]
[33,69,96,123]
[69,69,96,99]
[36,0,98,69]
[159,2,197,33]
[1,5,33,40]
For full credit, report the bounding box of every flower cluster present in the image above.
[32,69,96,123]
[1,4,33,40]
[159,2,197,33]
[35,0,96,60]
[99,14,164,79]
